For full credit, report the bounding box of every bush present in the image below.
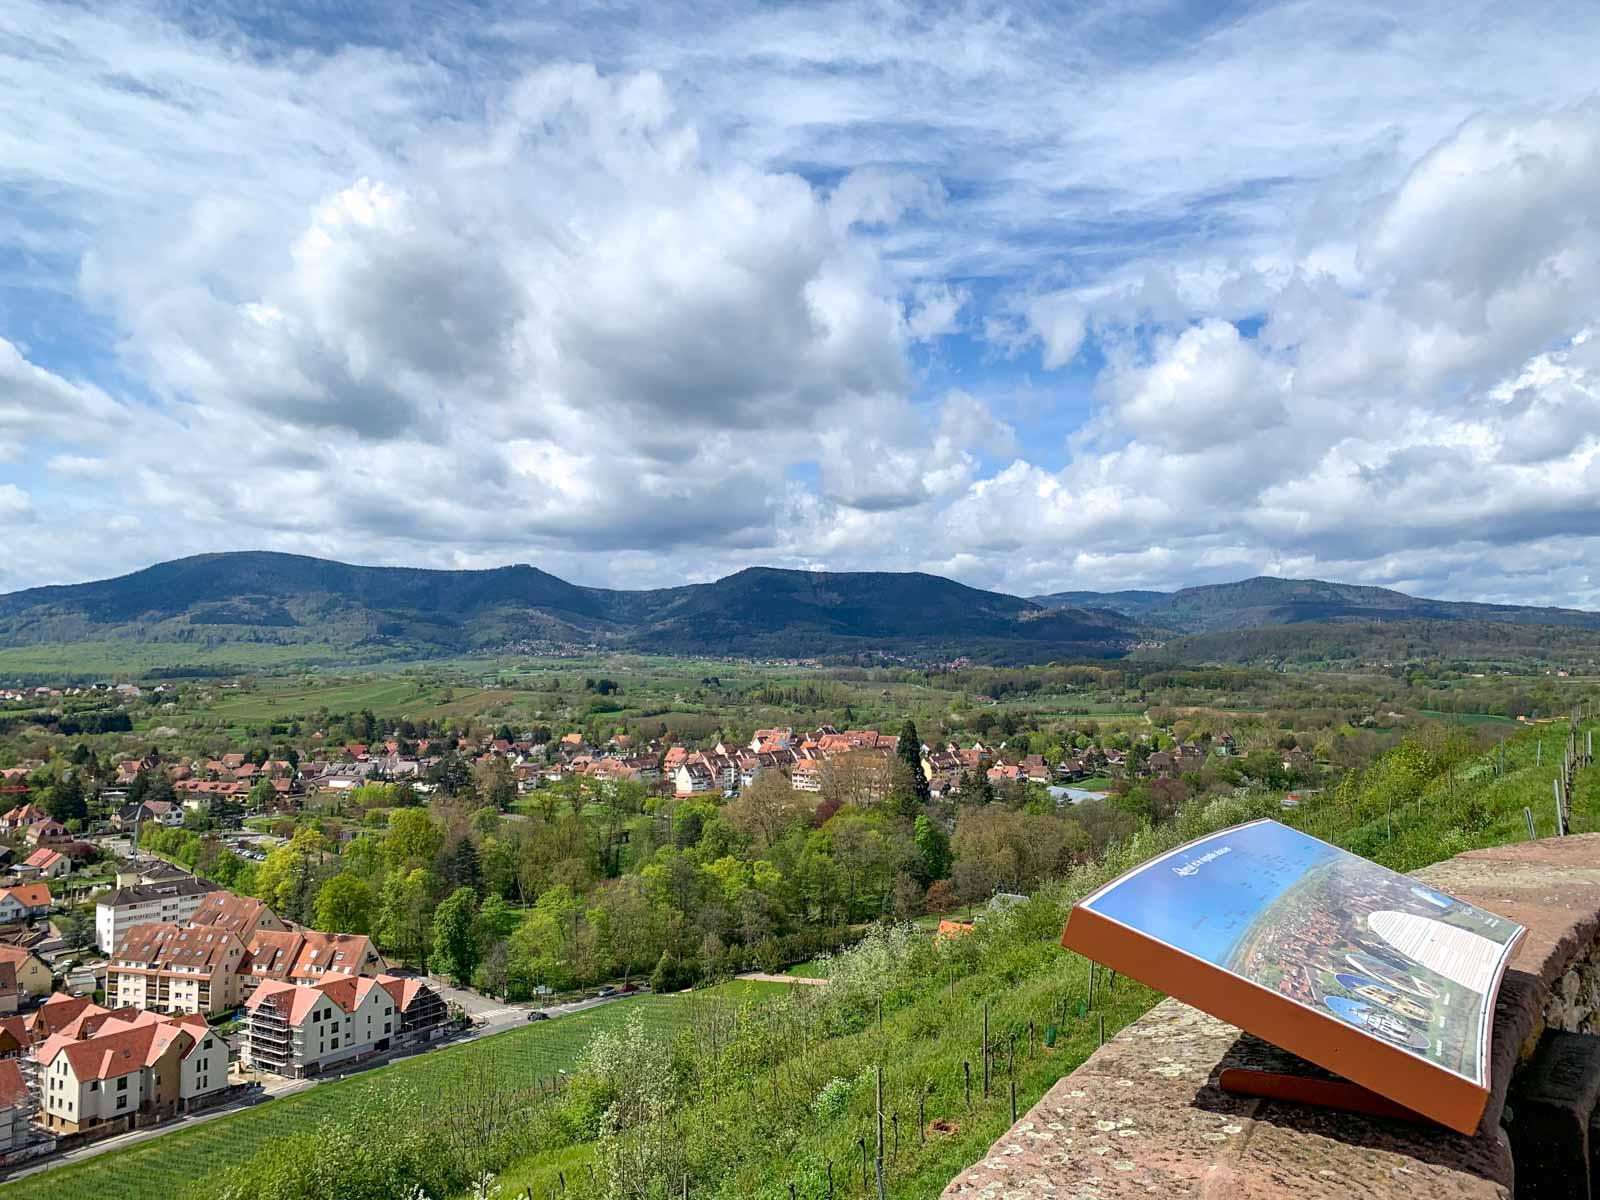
[650,951,700,994]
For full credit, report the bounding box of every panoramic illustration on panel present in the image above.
[1081,819,1524,1083]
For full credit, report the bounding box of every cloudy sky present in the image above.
[3,1,1600,605]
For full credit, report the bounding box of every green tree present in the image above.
[382,808,443,872]
[255,828,329,925]
[315,873,375,935]
[430,886,480,985]
[377,868,436,965]
[247,777,278,811]
[913,813,951,883]
[43,773,87,825]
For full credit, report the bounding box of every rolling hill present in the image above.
[0,553,1139,667]
[4,556,1598,673]
[1031,576,1600,635]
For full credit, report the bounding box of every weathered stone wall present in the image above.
[944,834,1600,1200]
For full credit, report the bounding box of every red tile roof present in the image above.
[0,1059,27,1108]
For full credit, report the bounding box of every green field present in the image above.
[697,979,796,1002]
[0,996,689,1200]
[1417,710,1518,726]
[0,642,362,678]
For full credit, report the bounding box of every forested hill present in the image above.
[6,554,1599,669]
[1032,575,1600,635]
[0,553,1137,664]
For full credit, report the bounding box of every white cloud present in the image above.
[3,2,1600,609]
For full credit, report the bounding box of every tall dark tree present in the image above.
[443,835,482,892]
[897,720,931,806]
[44,773,87,824]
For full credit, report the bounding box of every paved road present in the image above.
[1,986,637,1184]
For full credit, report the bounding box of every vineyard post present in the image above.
[982,1003,990,1097]
[827,1161,834,1200]
[876,1065,885,1189]
[919,1091,926,1145]
[1525,807,1536,840]
[1098,1015,1105,1047]
[893,1110,899,1160]
[963,1060,971,1107]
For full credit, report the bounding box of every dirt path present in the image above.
[736,971,827,986]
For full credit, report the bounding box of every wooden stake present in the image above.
[982,1003,990,1097]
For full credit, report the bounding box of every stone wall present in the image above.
[943,833,1600,1200]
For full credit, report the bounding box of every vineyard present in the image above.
[0,996,690,1200]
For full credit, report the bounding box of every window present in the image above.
[117,1077,129,1091]
[330,1038,339,1049]
[116,1095,127,1110]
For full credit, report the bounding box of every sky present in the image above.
[3,1,1600,603]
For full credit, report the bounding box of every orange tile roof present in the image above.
[1,882,52,909]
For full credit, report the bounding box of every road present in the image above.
[1,983,638,1184]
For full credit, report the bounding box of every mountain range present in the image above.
[1,552,1596,669]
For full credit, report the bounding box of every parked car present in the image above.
[618,983,639,994]
[596,986,617,997]
[527,1010,550,1021]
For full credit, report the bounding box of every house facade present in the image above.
[0,947,51,998]
[0,884,52,924]
[18,848,69,880]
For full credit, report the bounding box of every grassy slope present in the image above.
[0,997,688,1200]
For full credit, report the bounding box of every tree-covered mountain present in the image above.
[0,553,1138,664]
[1032,576,1600,635]
[5,555,1598,670]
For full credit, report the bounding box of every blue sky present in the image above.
[3,1,1600,602]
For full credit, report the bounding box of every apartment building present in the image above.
[95,878,218,952]
[241,974,446,1077]
[36,1012,228,1133]
[241,929,385,992]
[185,892,287,943]
[105,923,247,1016]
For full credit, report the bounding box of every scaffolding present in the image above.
[242,999,298,1074]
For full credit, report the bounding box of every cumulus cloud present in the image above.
[4,1,1600,607]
